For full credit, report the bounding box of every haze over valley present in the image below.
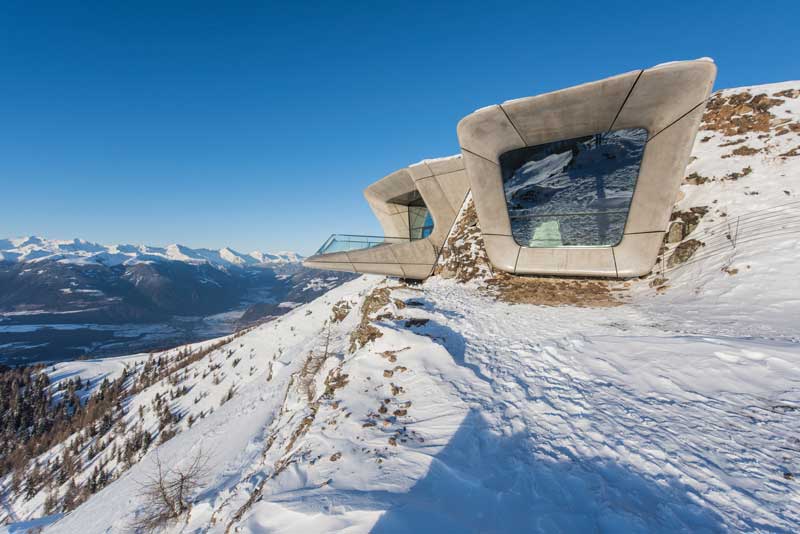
[0,237,354,365]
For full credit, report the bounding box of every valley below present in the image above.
[1,312,245,366]
[0,242,356,365]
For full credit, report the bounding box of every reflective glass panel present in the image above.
[409,205,433,240]
[315,234,409,255]
[500,128,647,247]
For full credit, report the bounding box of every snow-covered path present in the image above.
[388,280,800,532]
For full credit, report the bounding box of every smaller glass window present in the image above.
[390,190,434,241]
[409,205,433,240]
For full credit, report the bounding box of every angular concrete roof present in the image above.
[303,155,470,279]
[457,59,716,277]
[305,59,716,280]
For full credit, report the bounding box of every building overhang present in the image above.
[302,155,470,279]
[457,59,716,277]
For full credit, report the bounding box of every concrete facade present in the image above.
[305,59,716,280]
[303,155,470,279]
[457,59,716,277]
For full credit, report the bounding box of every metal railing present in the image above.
[508,208,630,220]
[659,199,800,274]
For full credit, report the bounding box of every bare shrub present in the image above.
[130,449,209,532]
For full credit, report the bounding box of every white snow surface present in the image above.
[1,81,799,533]
[0,237,302,268]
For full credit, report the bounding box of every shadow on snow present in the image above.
[367,316,732,533]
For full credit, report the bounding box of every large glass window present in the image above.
[500,128,647,247]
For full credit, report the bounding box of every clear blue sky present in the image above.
[1,1,797,255]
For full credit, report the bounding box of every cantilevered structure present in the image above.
[303,155,470,279]
[305,59,716,280]
[458,59,716,277]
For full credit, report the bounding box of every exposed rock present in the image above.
[348,286,393,352]
[722,167,753,181]
[322,368,349,400]
[649,276,668,289]
[666,221,685,244]
[702,91,784,136]
[685,172,710,185]
[774,89,799,99]
[670,207,708,237]
[668,239,704,268]
[433,196,493,282]
[330,300,352,323]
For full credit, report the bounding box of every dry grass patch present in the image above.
[330,300,352,323]
[722,145,761,158]
[348,286,393,352]
[685,172,710,185]
[702,91,784,136]
[775,89,800,99]
[780,145,800,157]
[486,273,621,307]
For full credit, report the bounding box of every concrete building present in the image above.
[305,59,716,280]
[303,155,470,279]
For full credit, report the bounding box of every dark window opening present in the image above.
[389,190,434,240]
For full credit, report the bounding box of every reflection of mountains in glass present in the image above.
[500,128,647,247]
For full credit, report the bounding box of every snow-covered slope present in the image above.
[1,81,799,533]
[0,237,302,268]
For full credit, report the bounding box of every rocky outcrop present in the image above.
[667,239,704,268]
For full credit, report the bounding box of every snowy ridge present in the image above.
[0,236,302,268]
[0,81,799,533]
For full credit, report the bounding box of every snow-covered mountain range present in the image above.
[0,236,302,268]
[0,238,343,365]
[1,81,799,533]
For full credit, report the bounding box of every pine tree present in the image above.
[62,479,79,511]
[24,464,41,499]
[43,488,59,515]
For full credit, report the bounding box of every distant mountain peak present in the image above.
[0,236,303,268]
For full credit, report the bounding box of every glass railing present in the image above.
[314,234,410,255]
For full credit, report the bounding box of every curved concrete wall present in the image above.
[457,59,716,278]
[303,155,470,279]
